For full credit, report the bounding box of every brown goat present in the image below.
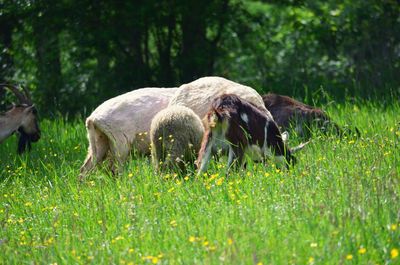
[262,93,352,138]
[197,94,306,174]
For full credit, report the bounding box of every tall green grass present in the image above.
[0,102,399,264]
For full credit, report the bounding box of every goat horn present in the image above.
[0,83,32,105]
[291,140,310,154]
[20,84,33,105]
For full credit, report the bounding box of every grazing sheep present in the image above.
[197,94,308,174]
[262,93,357,138]
[80,87,179,178]
[169,76,272,119]
[150,105,204,173]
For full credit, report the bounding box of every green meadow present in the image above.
[0,102,399,265]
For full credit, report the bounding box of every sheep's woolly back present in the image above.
[169,76,272,120]
[87,87,179,154]
[150,105,205,171]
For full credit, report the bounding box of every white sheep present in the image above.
[80,87,178,177]
[150,105,204,173]
[169,76,272,120]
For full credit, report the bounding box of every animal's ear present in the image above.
[290,140,310,154]
[281,131,289,143]
[6,103,16,109]
[23,105,35,113]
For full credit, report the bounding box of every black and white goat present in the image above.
[197,94,307,174]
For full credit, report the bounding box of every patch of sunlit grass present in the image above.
[0,103,399,264]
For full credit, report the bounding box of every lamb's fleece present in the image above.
[150,105,204,172]
[169,76,272,120]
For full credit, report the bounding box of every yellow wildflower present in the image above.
[391,248,399,259]
[358,247,366,254]
[216,178,224,186]
[346,254,353,260]
[209,173,218,181]
[112,235,124,243]
[170,220,177,227]
[208,245,217,251]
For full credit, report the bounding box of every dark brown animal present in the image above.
[262,93,354,138]
[197,94,307,174]
[0,84,41,154]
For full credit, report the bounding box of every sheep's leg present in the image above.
[80,148,95,177]
[197,137,215,175]
[79,125,109,179]
[109,134,130,175]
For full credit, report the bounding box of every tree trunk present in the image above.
[179,3,210,83]
[33,17,63,112]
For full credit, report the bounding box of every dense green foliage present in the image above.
[1,0,399,116]
[0,103,399,264]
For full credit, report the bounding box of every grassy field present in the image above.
[0,102,399,264]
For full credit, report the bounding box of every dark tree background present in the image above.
[0,0,399,116]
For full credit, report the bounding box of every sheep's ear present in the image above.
[281,131,289,143]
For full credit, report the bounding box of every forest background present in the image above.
[1,0,399,116]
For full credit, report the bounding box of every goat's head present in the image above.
[280,131,309,167]
[1,84,41,154]
[17,104,40,153]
